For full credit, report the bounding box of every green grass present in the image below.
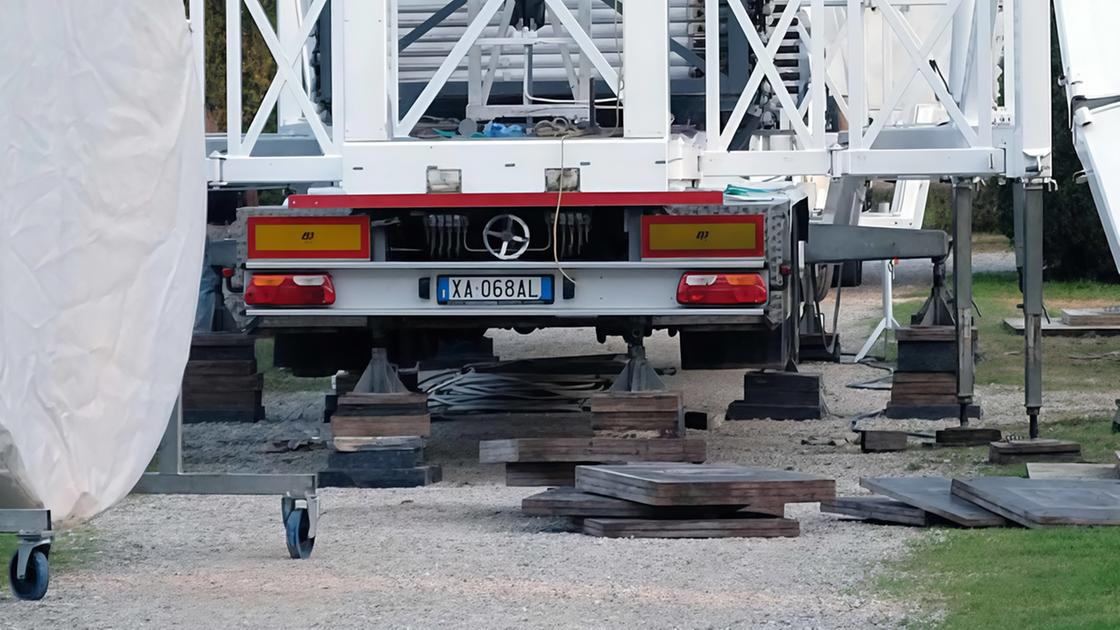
[880,415,1120,628]
[0,526,98,596]
[255,338,331,393]
[893,272,1120,390]
[881,527,1120,630]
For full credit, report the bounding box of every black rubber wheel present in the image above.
[285,508,315,560]
[9,549,49,601]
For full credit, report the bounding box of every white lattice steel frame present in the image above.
[199,0,1052,193]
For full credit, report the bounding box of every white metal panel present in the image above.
[1072,103,1120,272]
[1054,0,1120,102]
[342,138,669,193]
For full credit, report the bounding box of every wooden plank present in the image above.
[744,372,822,393]
[182,390,261,410]
[582,516,800,539]
[478,438,706,464]
[340,392,429,405]
[330,415,431,438]
[575,464,835,507]
[505,463,586,487]
[589,392,682,414]
[1003,317,1120,337]
[892,372,957,387]
[318,465,441,489]
[185,360,258,376]
[895,326,956,342]
[951,477,1120,528]
[191,333,256,347]
[521,487,783,518]
[724,402,824,421]
[936,428,1002,447]
[860,477,1006,527]
[889,394,961,406]
[432,413,593,439]
[1061,307,1120,327]
[327,448,425,470]
[988,439,1081,464]
[1026,463,1119,480]
[820,496,932,526]
[590,411,683,437]
[333,436,426,452]
[884,404,982,420]
[182,373,264,393]
[897,340,956,372]
[860,431,908,453]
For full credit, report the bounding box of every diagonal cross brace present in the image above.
[398,0,507,136]
[868,0,980,148]
[543,0,619,94]
[243,0,335,154]
[720,0,815,151]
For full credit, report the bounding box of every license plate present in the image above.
[437,275,554,305]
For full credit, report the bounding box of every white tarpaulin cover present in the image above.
[0,2,205,525]
[1056,0,1120,273]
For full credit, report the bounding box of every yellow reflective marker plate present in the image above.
[642,215,764,258]
[248,216,370,259]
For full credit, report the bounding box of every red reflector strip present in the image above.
[677,273,767,306]
[245,274,336,307]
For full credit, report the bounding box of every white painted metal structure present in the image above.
[1055,0,1120,273]
[196,0,1053,192]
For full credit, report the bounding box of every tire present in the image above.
[9,549,49,601]
[285,509,315,560]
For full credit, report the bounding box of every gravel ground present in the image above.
[10,251,1115,627]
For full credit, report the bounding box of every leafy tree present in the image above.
[192,0,278,131]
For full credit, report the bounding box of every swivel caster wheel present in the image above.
[9,547,49,601]
[284,508,315,559]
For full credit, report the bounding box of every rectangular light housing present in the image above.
[677,272,767,306]
[245,274,336,306]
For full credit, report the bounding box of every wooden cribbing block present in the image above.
[331,392,431,438]
[575,463,835,507]
[590,411,683,437]
[988,439,1081,464]
[860,431,908,453]
[522,487,783,519]
[581,516,800,539]
[505,463,589,487]
[589,391,682,414]
[479,438,706,464]
[935,428,1002,447]
[951,477,1120,528]
[820,497,932,527]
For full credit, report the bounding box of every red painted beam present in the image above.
[288,191,725,210]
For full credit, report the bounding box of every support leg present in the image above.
[952,180,975,427]
[1021,181,1045,438]
[609,341,666,392]
[353,348,409,394]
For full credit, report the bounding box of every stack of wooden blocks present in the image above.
[886,326,980,420]
[726,372,826,420]
[522,463,836,539]
[480,391,702,486]
[182,333,264,423]
[319,392,441,488]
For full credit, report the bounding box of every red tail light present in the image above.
[245,274,336,306]
[677,272,767,305]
